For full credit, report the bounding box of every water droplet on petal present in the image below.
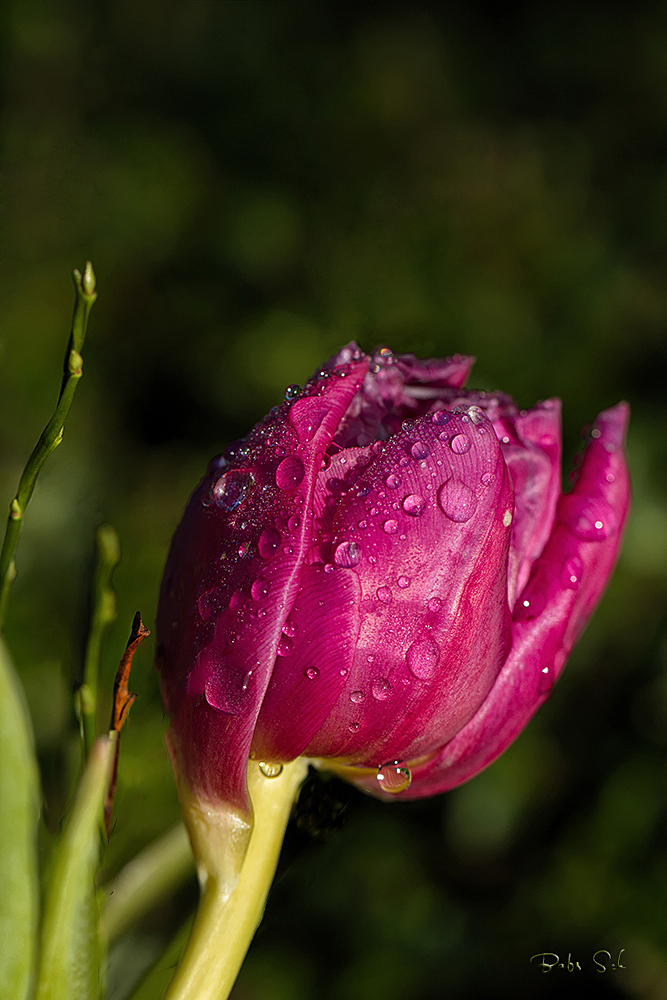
[371,677,392,700]
[289,397,327,441]
[427,597,442,613]
[411,441,429,460]
[432,410,451,425]
[402,494,425,517]
[480,471,493,487]
[515,591,547,621]
[276,455,305,491]
[376,586,392,604]
[397,576,410,589]
[198,587,226,622]
[450,433,471,454]
[566,501,616,541]
[538,665,553,695]
[305,666,319,680]
[251,579,270,600]
[284,384,301,400]
[383,519,399,535]
[288,515,301,532]
[406,637,440,679]
[356,483,371,498]
[339,667,348,677]
[503,509,512,527]
[258,527,281,558]
[282,620,298,637]
[334,540,362,567]
[259,761,284,778]
[377,763,411,793]
[324,562,335,573]
[205,664,254,715]
[562,555,583,589]
[385,473,401,489]
[212,470,253,511]
[358,519,368,530]
[348,722,360,732]
[438,479,477,522]
[350,689,365,704]
[276,635,293,656]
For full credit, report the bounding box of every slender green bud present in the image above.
[82,261,96,297]
[68,350,83,376]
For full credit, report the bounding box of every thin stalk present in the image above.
[79,525,120,756]
[100,824,193,945]
[0,263,97,630]
[164,758,308,1000]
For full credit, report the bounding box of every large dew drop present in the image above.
[275,455,305,491]
[371,677,392,700]
[450,433,471,455]
[212,469,252,511]
[258,526,281,558]
[406,637,440,679]
[438,478,477,522]
[205,664,254,715]
[251,578,270,600]
[258,761,284,778]
[276,635,293,656]
[432,410,451,425]
[376,763,412,794]
[402,494,425,517]
[411,441,429,460]
[334,540,362,567]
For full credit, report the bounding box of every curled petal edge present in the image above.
[347,402,630,800]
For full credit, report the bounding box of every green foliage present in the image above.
[34,736,116,1000]
[0,637,40,1000]
[2,3,667,998]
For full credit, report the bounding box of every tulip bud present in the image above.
[156,345,629,817]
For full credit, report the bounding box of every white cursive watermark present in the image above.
[530,950,626,973]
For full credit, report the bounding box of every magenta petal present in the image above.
[156,360,369,813]
[500,399,562,608]
[304,406,513,766]
[331,346,476,449]
[251,564,362,761]
[354,402,629,800]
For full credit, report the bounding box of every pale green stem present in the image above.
[79,524,121,755]
[164,758,309,1000]
[0,263,97,630]
[100,823,194,945]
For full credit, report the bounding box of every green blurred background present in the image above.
[2,2,667,998]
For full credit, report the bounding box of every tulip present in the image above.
[156,344,629,1000]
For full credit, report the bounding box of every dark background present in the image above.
[2,2,667,998]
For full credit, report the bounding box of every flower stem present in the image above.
[0,263,97,630]
[164,757,308,1000]
[78,524,120,756]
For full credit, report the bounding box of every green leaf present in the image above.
[34,734,116,1000]
[126,916,194,1000]
[0,636,41,1000]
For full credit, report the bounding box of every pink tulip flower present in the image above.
[156,345,629,815]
